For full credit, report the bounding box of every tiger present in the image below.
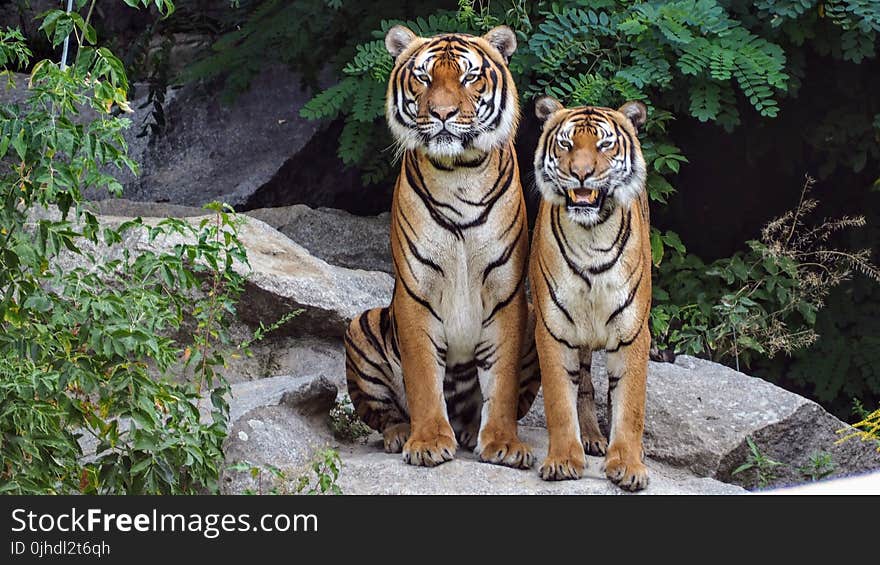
[344,24,540,469]
[529,96,652,491]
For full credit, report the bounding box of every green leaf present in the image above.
[650,228,664,266]
[11,128,26,160]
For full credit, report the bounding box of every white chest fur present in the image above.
[396,150,522,362]
[544,205,642,350]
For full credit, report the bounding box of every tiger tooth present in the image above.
[589,189,599,203]
[568,189,576,201]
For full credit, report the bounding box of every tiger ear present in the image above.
[483,26,517,61]
[618,101,648,132]
[535,96,563,124]
[385,25,417,59]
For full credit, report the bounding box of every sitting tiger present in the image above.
[344,25,539,468]
[529,97,652,491]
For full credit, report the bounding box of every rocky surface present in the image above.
[334,428,746,495]
[43,201,880,494]
[245,205,392,274]
[222,213,393,337]
[36,206,394,339]
[88,199,394,275]
[219,375,339,495]
[1,67,324,209]
[218,373,744,495]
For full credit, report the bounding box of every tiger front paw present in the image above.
[582,432,608,457]
[457,425,479,451]
[383,422,411,453]
[538,440,586,481]
[402,432,456,467]
[603,443,649,491]
[477,436,535,469]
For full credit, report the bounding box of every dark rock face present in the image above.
[86,65,323,208]
[242,120,394,215]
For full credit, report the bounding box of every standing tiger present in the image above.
[344,25,539,468]
[529,97,652,491]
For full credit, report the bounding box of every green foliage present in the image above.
[840,402,880,451]
[0,27,31,71]
[781,276,880,406]
[797,451,835,481]
[731,437,785,489]
[229,448,343,495]
[651,178,879,368]
[298,1,797,184]
[298,10,472,180]
[0,0,273,495]
[329,394,371,442]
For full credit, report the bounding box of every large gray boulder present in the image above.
[522,353,880,489]
[219,374,745,495]
[219,374,339,495]
[32,206,393,339]
[245,205,392,274]
[224,332,345,387]
[86,65,323,208]
[227,214,392,336]
[88,199,393,275]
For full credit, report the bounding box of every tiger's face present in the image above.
[534,97,648,227]
[384,25,519,160]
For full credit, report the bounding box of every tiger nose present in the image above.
[571,164,595,182]
[429,105,459,122]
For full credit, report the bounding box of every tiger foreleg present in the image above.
[394,301,457,467]
[577,348,607,456]
[516,305,541,419]
[604,323,650,491]
[474,291,534,469]
[535,318,586,481]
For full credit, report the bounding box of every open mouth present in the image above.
[565,187,604,209]
[431,129,459,142]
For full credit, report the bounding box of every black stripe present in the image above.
[588,208,631,274]
[360,312,391,367]
[343,348,388,387]
[497,197,522,240]
[551,205,592,288]
[455,145,515,230]
[539,258,575,325]
[444,380,478,405]
[591,208,628,253]
[403,154,465,239]
[606,301,650,352]
[392,253,443,322]
[482,272,523,326]
[606,268,643,326]
[536,302,579,350]
[398,220,445,275]
[482,221,523,283]
[379,307,393,352]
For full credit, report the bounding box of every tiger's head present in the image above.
[384,25,519,161]
[534,97,648,227]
